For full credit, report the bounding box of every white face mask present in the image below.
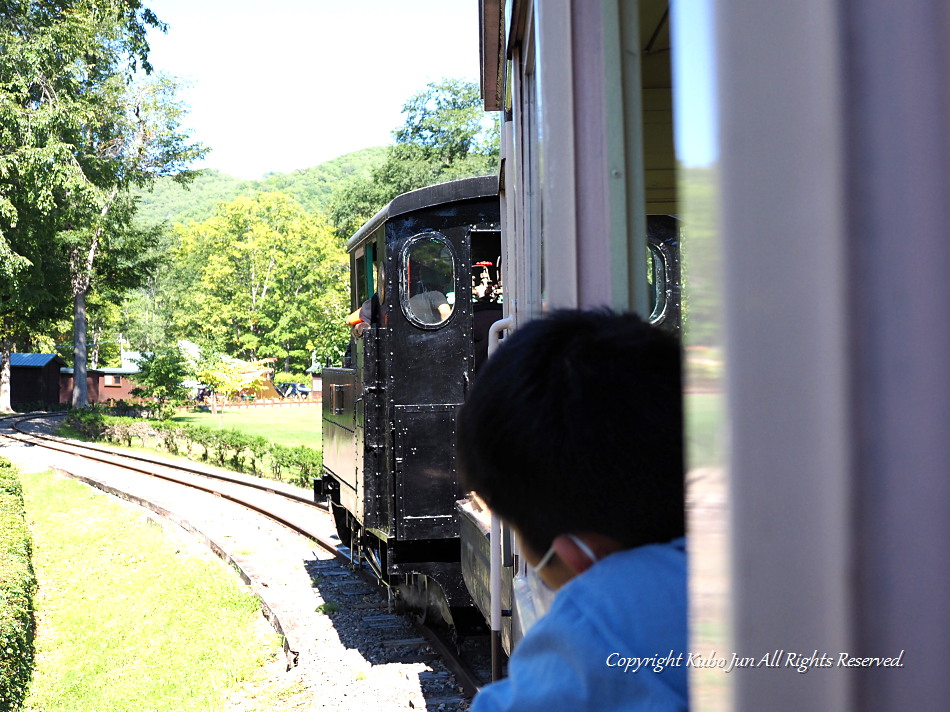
[512,534,600,635]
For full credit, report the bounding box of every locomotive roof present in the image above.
[346,175,498,253]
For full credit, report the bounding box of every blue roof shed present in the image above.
[9,353,64,368]
[8,353,68,408]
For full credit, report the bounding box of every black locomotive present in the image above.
[320,176,502,632]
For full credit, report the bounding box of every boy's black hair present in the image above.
[456,309,685,556]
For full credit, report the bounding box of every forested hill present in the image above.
[133,146,388,226]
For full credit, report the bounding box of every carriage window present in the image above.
[402,234,456,327]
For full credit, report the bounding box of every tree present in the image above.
[196,356,267,423]
[64,73,205,408]
[0,185,76,411]
[0,2,206,408]
[129,344,190,415]
[329,78,500,238]
[171,192,349,371]
[393,78,499,164]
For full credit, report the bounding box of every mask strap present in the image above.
[532,534,600,574]
[567,534,599,565]
[532,544,557,574]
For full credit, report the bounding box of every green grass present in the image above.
[172,407,323,450]
[21,471,280,712]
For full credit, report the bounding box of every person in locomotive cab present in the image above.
[348,262,386,338]
[457,309,687,712]
[407,246,454,325]
[408,287,452,324]
[347,295,377,338]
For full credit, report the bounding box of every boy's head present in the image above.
[456,309,684,558]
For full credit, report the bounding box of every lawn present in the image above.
[172,406,323,450]
[21,470,281,712]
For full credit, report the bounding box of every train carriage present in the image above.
[466,0,949,708]
[323,0,948,706]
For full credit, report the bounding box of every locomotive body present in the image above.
[321,175,501,628]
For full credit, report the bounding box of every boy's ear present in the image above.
[552,533,624,574]
[551,534,597,575]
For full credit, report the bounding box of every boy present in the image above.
[456,309,688,711]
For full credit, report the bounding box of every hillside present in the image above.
[134,146,388,226]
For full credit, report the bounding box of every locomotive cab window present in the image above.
[354,249,368,309]
[401,234,456,327]
[647,243,668,324]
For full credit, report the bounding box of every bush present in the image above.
[293,447,322,486]
[272,372,309,385]
[66,406,107,439]
[61,412,320,487]
[0,458,37,712]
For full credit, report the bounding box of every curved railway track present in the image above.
[1,412,344,555]
[0,412,485,699]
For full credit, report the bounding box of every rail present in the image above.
[0,412,488,695]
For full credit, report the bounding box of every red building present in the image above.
[59,366,139,404]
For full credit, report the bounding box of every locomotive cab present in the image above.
[321,176,501,631]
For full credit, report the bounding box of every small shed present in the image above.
[60,366,140,404]
[60,350,142,405]
[9,353,67,409]
[59,368,100,404]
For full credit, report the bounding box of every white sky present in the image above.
[671,0,718,167]
[144,0,482,179]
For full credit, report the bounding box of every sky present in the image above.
[143,0,717,180]
[671,0,719,167]
[144,0,483,180]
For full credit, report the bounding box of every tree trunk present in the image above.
[89,322,102,369]
[69,187,113,410]
[0,340,12,413]
[72,287,90,408]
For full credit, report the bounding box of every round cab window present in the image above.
[402,235,456,327]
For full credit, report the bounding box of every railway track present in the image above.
[0,412,486,703]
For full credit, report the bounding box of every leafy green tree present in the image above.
[64,72,205,408]
[130,345,190,410]
[329,78,499,238]
[171,192,349,370]
[0,1,166,270]
[196,356,266,422]
[0,2,205,408]
[0,211,71,411]
[394,78,499,164]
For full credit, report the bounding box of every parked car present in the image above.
[276,382,311,398]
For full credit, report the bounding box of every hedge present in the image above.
[0,458,36,712]
[65,409,321,488]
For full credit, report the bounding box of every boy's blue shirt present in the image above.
[472,537,688,712]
